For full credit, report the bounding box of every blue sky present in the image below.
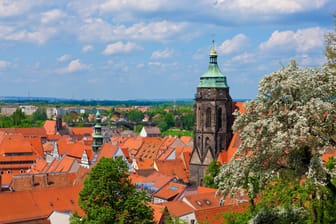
[0,0,334,100]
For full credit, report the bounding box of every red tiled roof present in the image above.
[130,172,174,191]
[195,202,249,224]
[97,143,119,160]
[136,158,155,170]
[1,173,14,186]
[176,146,192,158]
[43,120,56,135]
[183,192,221,210]
[234,101,247,114]
[154,159,189,183]
[0,134,39,171]
[0,134,36,154]
[136,137,162,160]
[47,135,62,141]
[152,182,186,201]
[160,137,177,149]
[57,140,93,161]
[14,128,47,138]
[149,203,167,224]
[197,186,217,194]
[217,132,240,165]
[54,156,77,173]
[158,148,174,160]
[322,148,336,162]
[43,141,54,153]
[70,127,93,136]
[121,136,144,150]
[180,136,192,145]
[30,159,48,173]
[0,185,84,223]
[162,201,194,217]
[28,137,44,158]
[46,159,60,173]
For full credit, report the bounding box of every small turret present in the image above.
[92,110,103,153]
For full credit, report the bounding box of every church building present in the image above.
[189,43,234,186]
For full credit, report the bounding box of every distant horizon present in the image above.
[0,95,251,103]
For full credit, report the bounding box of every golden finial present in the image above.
[210,38,217,56]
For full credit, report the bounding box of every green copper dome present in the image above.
[198,47,228,88]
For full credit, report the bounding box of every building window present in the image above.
[206,108,211,128]
[217,108,222,129]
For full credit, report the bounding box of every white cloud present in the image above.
[102,41,143,55]
[41,9,65,24]
[213,0,327,14]
[259,27,327,53]
[148,61,162,66]
[79,19,186,42]
[100,0,166,12]
[57,54,70,62]
[0,60,10,69]
[0,1,44,17]
[82,45,94,53]
[0,24,57,44]
[231,52,255,63]
[218,34,249,55]
[151,49,174,59]
[61,59,90,73]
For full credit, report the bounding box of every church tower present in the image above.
[92,110,103,153]
[189,42,233,186]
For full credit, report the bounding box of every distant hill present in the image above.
[0,96,194,106]
[0,96,250,106]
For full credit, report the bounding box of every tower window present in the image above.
[206,108,211,127]
[217,108,222,129]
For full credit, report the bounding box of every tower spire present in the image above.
[210,40,217,64]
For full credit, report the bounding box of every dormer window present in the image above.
[196,200,203,206]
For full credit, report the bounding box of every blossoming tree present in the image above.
[216,60,336,222]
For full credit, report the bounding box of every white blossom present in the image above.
[217,60,336,203]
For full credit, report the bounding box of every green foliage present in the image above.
[161,128,193,137]
[74,157,154,224]
[203,160,221,188]
[0,115,13,128]
[249,206,308,224]
[181,113,194,130]
[128,110,144,122]
[12,108,26,126]
[223,211,251,224]
[63,112,80,124]
[159,113,175,132]
[31,107,47,122]
[163,213,188,224]
[134,125,143,134]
